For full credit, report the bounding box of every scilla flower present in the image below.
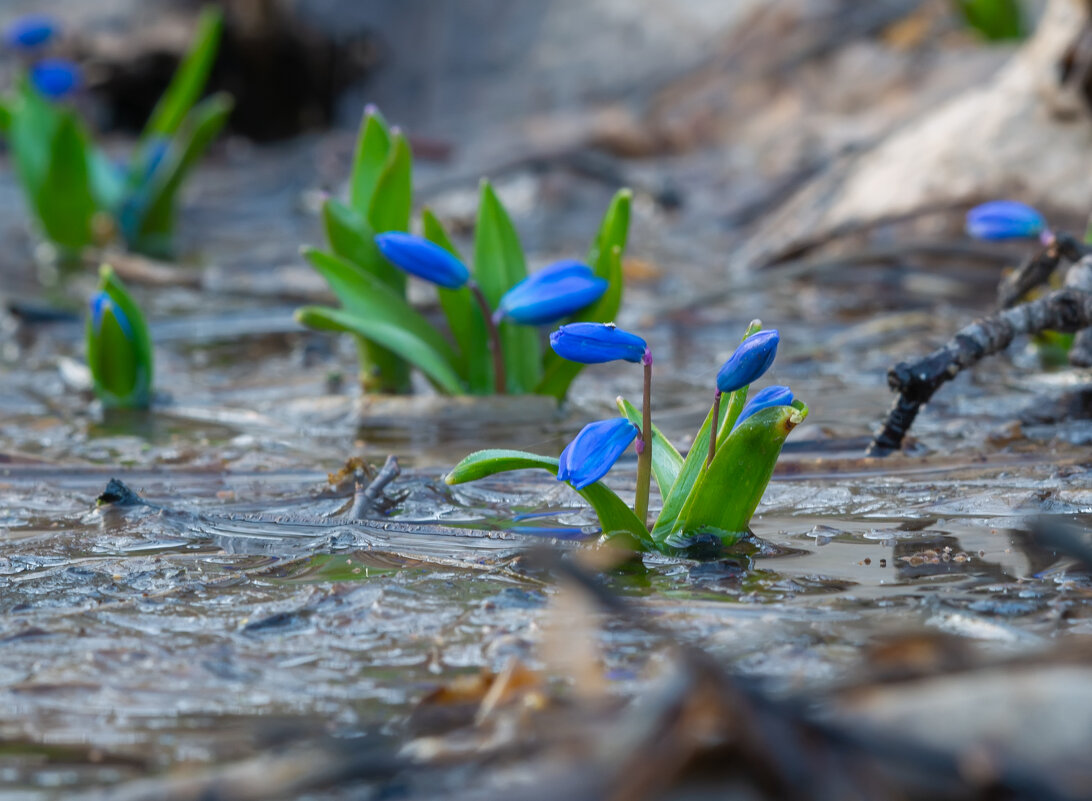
[86,267,153,409]
[558,418,639,489]
[965,201,1046,241]
[733,385,794,431]
[30,58,80,99]
[375,232,469,289]
[550,322,647,364]
[496,260,607,325]
[5,15,58,50]
[716,329,779,393]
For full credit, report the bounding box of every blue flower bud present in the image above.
[558,418,639,489]
[497,259,608,325]
[965,201,1045,241]
[716,329,779,393]
[86,268,154,409]
[374,232,469,289]
[732,385,794,431]
[30,58,80,100]
[5,15,58,49]
[549,322,647,364]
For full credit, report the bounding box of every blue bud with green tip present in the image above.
[496,260,608,325]
[558,418,639,489]
[550,322,647,364]
[965,201,1046,241]
[30,58,80,99]
[732,385,793,431]
[375,232,469,289]
[716,329,779,393]
[86,266,154,409]
[5,15,58,49]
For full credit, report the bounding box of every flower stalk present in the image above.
[468,280,507,394]
[635,347,653,526]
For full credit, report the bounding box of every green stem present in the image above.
[468,281,507,395]
[634,350,652,527]
[706,391,721,469]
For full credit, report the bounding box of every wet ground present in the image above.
[3,2,1092,798]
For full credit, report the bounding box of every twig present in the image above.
[869,288,1092,455]
[348,455,400,519]
[997,232,1086,308]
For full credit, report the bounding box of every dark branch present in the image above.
[997,232,1087,308]
[869,288,1092,456]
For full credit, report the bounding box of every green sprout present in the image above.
[295,106,629,399]
[0,7,232,258]
[446,322,808,555]
[86,265,154,409]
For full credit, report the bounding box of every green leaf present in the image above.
[9,80,58,195]
[616,396,683,497]
[473,181,539,392]
[142,6,223,140]
[423,207,492,393]
[367,132,412,237]
[666,401,808,546]
[349,108,391,217]
[128,92,232,256]
[445,449,652,549]
[88,149,125,212]
[650,320,762,540]
[87,265,154,408]
[535,189,631,399]
[957,0,1024,41]
[296,305,464,394]
[303,247,459,366]
[36,111,96,251]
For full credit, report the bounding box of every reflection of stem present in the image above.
[634,349,653,527]
[468,281,507,394]
[706,391,721,469]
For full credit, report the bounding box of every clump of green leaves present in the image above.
[86,265,154,409]
[446,322,808,555]
[295,106,629,399]
[0,7,232,258]
[956,0,1025,41]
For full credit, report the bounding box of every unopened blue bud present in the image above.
[497,260,607,325]
[557,418,638,489]
[732,385,794,431]
[6,15,58,49]
[374,232,469,289]
[716,329,779,393]
[30,58,80,99]
[549,322,647,364]
[965,201,1045,241]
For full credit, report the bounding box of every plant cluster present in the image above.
[295,107,630,400]
[0,8,231,257]
[447,321,808,554]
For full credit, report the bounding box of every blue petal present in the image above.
[549,322,647,364]
[732,385,793,431]
[557,418,638,489]
[966,201,1045,241]
[375,232,470,289]
[5,15,58,49]
[30,59,80,100]
[499,260,607,325]
[89,292,134,341]
[716,329,779,393]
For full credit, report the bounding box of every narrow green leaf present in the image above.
[296,306,464,394]
[87,265,154,408]
[88,149,125,212]
[367,132,412,235]
[10,79,58,195]
[666,401,808,546]
[445,449,652,549]
[129,92,232,256]
[36,111,95,251]
[423,207,492,393]
[473,181,539,392]
[616,397,683,497]
[303,247,460,370]
[0,100,11,135]
[349,109,391,217]
[649,320,763,540]
[536,189,631,399]
[143,6,223,139]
